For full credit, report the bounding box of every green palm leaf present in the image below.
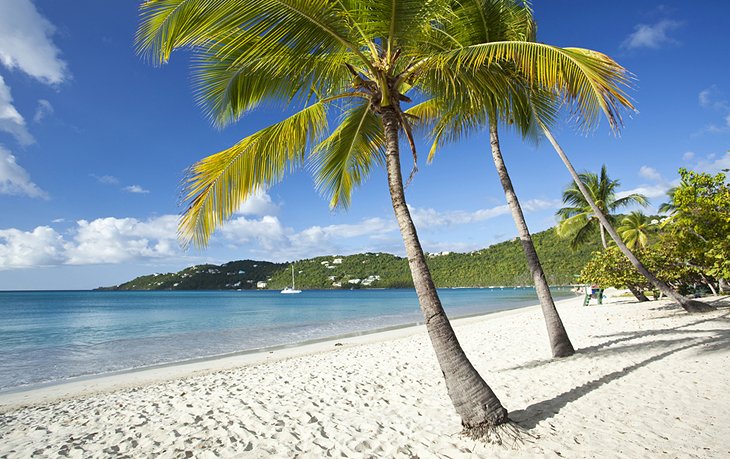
[137,0,370,69]
[556,165,647,249]
[180,102,328,247]
[618,211,653,249]
[311,101,385,208]
[422,41,633,130]
[193,35,351,127]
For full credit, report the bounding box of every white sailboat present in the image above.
[280,265,302,294]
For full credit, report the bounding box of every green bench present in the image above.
[583,286,604,306]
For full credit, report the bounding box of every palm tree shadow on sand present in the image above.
[507,300,730,429]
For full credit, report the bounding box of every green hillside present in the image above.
[99,226,600,290]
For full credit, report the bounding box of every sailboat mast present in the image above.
[291,265,295,289]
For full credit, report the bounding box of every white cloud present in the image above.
[410,205,508,227]
[0,1,67,147]
[0,226,68,269]
[616,165,676,203]
[66,216,180,265]
[33,99,53,123]
[696,86,730,134]
[0,196,572,270]
[0,144,46,197]
[0,76,34,145]
[236,191,279,216]
[699,89,712,108]
[92,175,150,194]
[617,184,670,200]
[218,215,289,251]
[410,199,558,229]
[521,199,561,212]
[699,124,727,135]
[639,166,662,181]
[0,0,68,84]
[698,86,729,111]
[123,185,150,194]
[620,153,730,208]
[291,218,395,245]
[91,174,120,185]
[621,20,681,50]
[695,152,730,174]
[217,215,396,261]
[0,215,185,269]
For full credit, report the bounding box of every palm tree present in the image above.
[488,122,576,357]
[619,211,653,250]
[556,165,648,249]
[407,0,575,358]
[136,0,663,433]
[658,187,678,215]
[619,211,655,301]
[540,127,715,312]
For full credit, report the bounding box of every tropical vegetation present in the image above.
[661,168,730,282]
[135,0,688,434]
[100,226,601,290]
[579,168,729,298]
[556,165,648,249]
[618,211,656,250]
[553,160,715,312]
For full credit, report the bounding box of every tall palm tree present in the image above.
[407,0,575,358]
[556,165,648,249]
[136,0,658,433]
[541,126,715,312]
[619,211,654,250]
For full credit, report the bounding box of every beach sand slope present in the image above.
[1,295,728,458]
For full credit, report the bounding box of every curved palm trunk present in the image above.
[599,224,608,249]
[489,123,574,358]
[541,126,714,313]
[382,106,508,433]
[627,285,649,302]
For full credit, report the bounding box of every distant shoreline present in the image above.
[2,285,580,293]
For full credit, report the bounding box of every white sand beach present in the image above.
[1,294,728,458]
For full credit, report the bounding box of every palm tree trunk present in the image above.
[627,285,649,302]
[382,106,508,433]
[599,224,607,249]
[541,126,714,313]
[488,123,574,358]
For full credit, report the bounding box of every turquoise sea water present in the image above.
[0,288,572,392]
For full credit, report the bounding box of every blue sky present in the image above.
[0,1,728,290]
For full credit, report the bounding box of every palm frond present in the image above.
[136,0,224,64]
[180,102,328,247]
[449,0,535,45]
[353,0,451,58]
[618,211,652,249]
[137,0,371,70]
[556,212,597,250]
[192,35,351,127]
[611,193,649,210]
[311,101,385,208]
[569,219,597,250]
[555,207,584,222]
[422,41,634,131]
